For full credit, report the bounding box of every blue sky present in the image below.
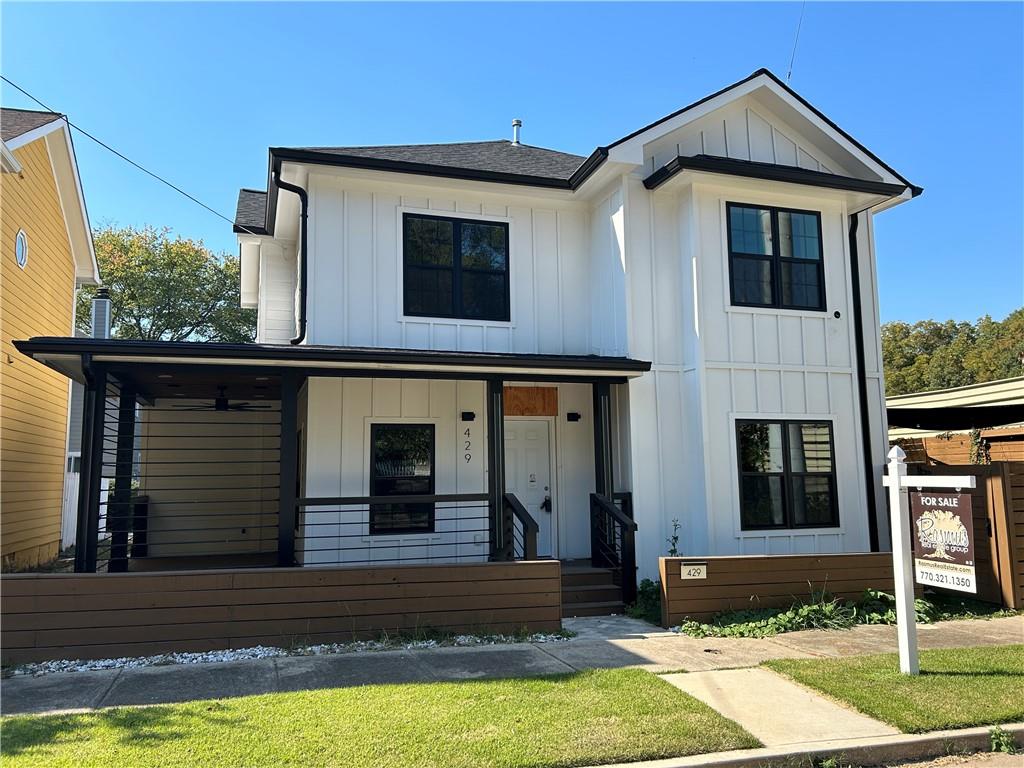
[2,2,1021,324]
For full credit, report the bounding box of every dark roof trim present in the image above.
[607,70,768,151]
[887,404,1024,432]
[14,337,651,374]
[609,68,921,196]
[643,154,910,197]
[272,147,576,189]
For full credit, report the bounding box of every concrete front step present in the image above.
[562,600,625,618]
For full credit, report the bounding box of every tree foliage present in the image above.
[881,310,1024,395]
[76,226,256,342]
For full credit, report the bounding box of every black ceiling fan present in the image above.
[171,385,273,411]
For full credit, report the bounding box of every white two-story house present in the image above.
[18,70,918,614]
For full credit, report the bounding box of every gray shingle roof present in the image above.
[301,140,587,181]
[234,189,268,234]
[1,108,63,142]
[233,140,590,232]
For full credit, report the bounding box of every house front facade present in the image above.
[17,70,918,611]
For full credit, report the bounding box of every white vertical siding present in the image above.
[622,174,876,577]
[301,174,604,355]
[256,241,297,345]
[299,377,595,564]
[643,96,851,178]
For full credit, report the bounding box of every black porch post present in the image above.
[486,378,506,559]
[278,369,299,566]
[593,381,614,498]
[107,381,137,572]
[75,363,107,573]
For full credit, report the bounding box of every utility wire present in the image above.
[786,1,807,84]
[1,75,260,237]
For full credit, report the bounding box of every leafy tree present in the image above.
[882,310,1024,395]
[76,225,256,342]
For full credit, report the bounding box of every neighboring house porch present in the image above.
[15,337,649,611]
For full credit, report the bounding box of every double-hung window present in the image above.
[727,203,825,310]
[369,423,436,535]
[736,420,838,530]
[403,213,510,321]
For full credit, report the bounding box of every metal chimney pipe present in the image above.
[511,119,522,146]
[91,287,111,339]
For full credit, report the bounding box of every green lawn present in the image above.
[0,668,759,768]
[765,644,1024,733]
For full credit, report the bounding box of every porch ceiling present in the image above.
[14,337,651,384]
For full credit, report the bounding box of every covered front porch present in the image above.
[16,338,649,607]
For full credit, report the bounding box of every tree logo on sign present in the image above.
[915,509,969,561]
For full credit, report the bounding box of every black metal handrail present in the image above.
[300,492,489,507]
[590,492,637,605]
[503,492,539,561]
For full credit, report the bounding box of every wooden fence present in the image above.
[912,461,1023,609]
[899,427,1024,465]
[0,560,562,664]
[658,553,901,627]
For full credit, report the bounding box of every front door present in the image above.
[504,419,555,557]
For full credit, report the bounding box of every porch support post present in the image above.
[486,377,506,559]
[75,362,107,573]
[593,381,614,498]
[107,381,137,572]
[277,369,299,567]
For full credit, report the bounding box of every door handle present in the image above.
[540,495,552,512]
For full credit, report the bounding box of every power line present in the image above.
[1,75,260,237]
[786,1,807,84]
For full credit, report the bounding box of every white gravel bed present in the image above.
[6,631,573,678]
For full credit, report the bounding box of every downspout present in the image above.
[848,212,881,552]
[273,169,308,345]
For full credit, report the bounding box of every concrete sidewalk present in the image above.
[2,614,1020,716]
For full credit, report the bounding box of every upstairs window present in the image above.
[727,203,825,310]
[737,420,838,530]
[370,423,435,535]
[403,213,510,321]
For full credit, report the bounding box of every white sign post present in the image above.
[882,445,976,675]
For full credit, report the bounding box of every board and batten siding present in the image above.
[642,94,852,178]
[300,173,603,355]
[298,377,596,564]
[624,173,878,576]
[0,136,76,568]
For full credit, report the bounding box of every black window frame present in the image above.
[726,202,826,311]
[736,419,839,531]
[369,422,436,536]
[402,212,511,322]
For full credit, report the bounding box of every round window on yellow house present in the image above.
[15,229,27,269]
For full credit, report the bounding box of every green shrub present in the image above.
[626,578,663,625]
[674,588,1013,639]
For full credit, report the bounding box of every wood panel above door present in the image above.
[504,386,558,417]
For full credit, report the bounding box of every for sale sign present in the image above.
[910,492,976,594]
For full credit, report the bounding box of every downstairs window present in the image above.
[736,420,838,530]
[370,423,436,534]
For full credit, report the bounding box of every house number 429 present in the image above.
[464,427,472,463]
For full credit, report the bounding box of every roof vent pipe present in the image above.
[91,287,111,339]
[511,119,522,146]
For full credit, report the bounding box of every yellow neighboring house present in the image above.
[0,108,100,569]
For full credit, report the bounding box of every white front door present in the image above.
[504,419,555,558]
